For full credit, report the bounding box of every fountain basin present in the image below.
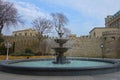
[52,47,70,54]
[0,58,119,76]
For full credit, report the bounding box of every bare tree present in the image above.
[51,13,69,37]
[0,0,23,34]
[32,17,52,54]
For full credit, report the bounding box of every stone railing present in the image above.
[102,30,120,36]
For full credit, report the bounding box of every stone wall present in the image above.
[3,36,103,57]
[3,36,39,53]
[65,37,102,57]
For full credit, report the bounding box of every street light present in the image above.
[5,42,11,60]
[100,43,104,58]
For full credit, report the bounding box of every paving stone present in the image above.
[0,71,120,80]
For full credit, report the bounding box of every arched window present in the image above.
[30,33,32,36]
[25,33,27,36]
[14,34,17,36]
[111,37,115,40]
[93,32,96,37]
[104,37,107,40]
[19,33,22,36]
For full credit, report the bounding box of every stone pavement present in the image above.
[0,71,120,80]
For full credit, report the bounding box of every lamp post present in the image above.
[100,43,104,58]
[5,42,11,60]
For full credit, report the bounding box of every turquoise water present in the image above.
[9,60,112,68]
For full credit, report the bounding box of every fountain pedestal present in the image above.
[52,47,70,64]
[52,33,70,64]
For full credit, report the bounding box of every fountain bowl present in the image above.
[52,47,70,54]
[0,58,119,76]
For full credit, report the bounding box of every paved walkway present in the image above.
[0,71,120,80]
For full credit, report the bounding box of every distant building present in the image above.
[89,27,118,38]
[12,28,37,37]
[90,10,120,38]
[69,34,77,39]
[105,10,120,28]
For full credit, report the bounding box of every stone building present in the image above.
[12,28,37,37]
[105,10,120,28]
[103,10,120,58]
[89,27,118,38]
[102,30,120,58]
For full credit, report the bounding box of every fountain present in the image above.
[0,29,120,76]
[52,32,70,64]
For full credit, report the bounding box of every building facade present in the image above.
[12,28,37,37]
[105,10,120,28]
[89,27,118,38]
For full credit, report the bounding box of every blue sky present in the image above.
[2,0,120,36]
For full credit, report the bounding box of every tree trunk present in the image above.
[0,22,4,34]
[38,38,43,55]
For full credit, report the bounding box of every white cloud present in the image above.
[13,1,48,20]
[39,0,120,19]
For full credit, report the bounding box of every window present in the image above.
[14,34,17,36]
[19,33,22,36]
[30,33,32,36]
[25,33,27,36]
[111,37,115,40]
[93,32,96,37]
[104,37,107,40]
